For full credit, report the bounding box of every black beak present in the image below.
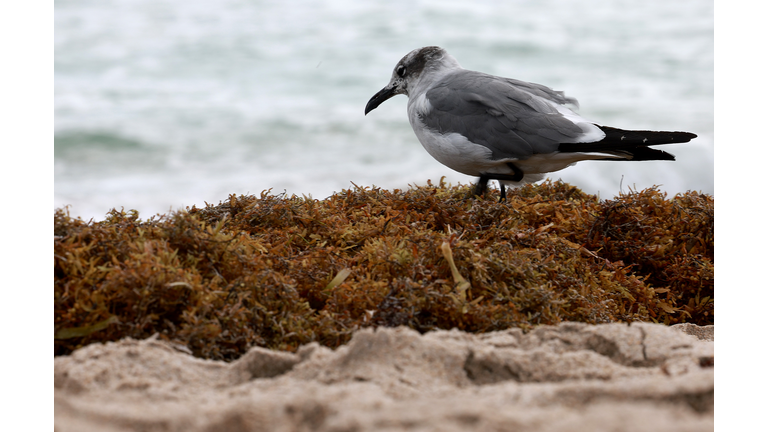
[364,85,398,115]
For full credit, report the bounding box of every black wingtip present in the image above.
[626,146,676,161]
[595,125,697,145]
[558,125,696,159]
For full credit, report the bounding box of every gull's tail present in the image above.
[557,125,697,161]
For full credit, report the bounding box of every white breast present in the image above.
[407,94,498,176]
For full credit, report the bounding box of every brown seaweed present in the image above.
[54,180,714,360]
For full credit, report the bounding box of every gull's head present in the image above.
[365,46,461,115]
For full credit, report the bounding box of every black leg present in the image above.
[474,174,490,196]
[473,163,524,201]
[505,162,524,182]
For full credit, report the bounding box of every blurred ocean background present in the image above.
[55,0,713,221]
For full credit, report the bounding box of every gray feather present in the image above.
[422,71,584,160]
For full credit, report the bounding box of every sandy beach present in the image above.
[55,321,713,431]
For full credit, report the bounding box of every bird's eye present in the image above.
[396,65,407,77]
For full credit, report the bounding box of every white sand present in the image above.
[55,322,713,431]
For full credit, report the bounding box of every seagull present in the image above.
[364,46,696,200]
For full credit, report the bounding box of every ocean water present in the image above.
[55,0,714,221]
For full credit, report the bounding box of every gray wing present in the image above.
[422,71,585,159]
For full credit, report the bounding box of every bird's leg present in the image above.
[473,174,490,197]
[474,163,524,201]
[505,162,524,182]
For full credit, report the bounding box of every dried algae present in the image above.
[54,180,714,360]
